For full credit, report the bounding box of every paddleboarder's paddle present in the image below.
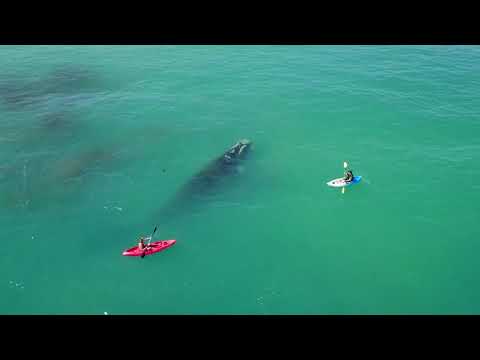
[342,161,348,194]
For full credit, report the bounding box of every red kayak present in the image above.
[122,239,176,257]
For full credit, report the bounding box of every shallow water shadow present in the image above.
[0,64,102,110]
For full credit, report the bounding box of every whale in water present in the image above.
[159,139,253,218]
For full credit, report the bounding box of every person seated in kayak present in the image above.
[344,170,354,182]
[138,237,149,251]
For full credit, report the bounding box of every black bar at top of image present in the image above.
[0,10,478,44]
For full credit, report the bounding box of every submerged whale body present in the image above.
[160,139,252,218]
[183,138,252,195]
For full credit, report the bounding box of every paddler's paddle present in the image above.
[342,161,348,194]
[141,226,157,259]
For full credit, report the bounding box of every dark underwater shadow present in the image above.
[0,64,102,111]
[0,142,124,212]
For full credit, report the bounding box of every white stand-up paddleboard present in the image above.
[326,176,362,188]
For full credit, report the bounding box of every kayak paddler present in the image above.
[138,237,147,251]
[138,237,152,258]
[138,227,158,259]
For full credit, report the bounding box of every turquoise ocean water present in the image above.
[1,46,480,314]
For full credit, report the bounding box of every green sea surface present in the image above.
[1,45,480,314]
